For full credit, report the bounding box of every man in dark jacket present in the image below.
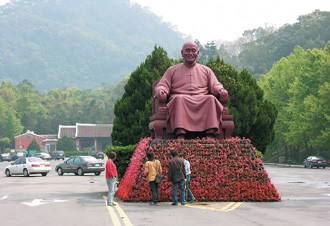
[168,150,186,205]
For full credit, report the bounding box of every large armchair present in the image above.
[148,80,234,140]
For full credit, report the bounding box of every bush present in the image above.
[104,144,136,179]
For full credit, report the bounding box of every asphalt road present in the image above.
[0,159,329,226]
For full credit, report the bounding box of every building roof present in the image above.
[14,130,43,139]
[58,123,113,138]
[58,125,76,138]
[75,123,113,138]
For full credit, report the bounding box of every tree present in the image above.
[56,136,76,151]
[112,46,172,145]
[259,42,330,161]
[0,89,23,152]
[27,139,40,152]
[207,58,277,153]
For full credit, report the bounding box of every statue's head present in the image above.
[181,41,199,66]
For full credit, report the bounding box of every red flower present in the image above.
[117,137,281,202]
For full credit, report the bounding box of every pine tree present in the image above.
[207,58,277,153]
[112,46,172,145]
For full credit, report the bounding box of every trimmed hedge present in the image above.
[104,144,136,179]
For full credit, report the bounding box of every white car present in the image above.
[5,157,51,177]
[37,152,52,161]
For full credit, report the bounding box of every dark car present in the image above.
[11,152,24,161]
[0,153,12,162]
[90,151,104,160]
[52,150,65,160]
[55,156,104,176]
[303,156,327,169]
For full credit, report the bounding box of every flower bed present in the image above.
[117,137,281,202]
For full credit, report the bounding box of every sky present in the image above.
[130,0,330,43]
[1,0,329,44]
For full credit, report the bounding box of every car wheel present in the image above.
[57,167,64,176]
[94,172,101,176]
[23,169,29,177]
[77,167,84,176]
[5,169,11,177]
[41,173,47,176]
[323,167,326,169]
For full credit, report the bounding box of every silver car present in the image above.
[55,156,104,176]
[5,157,51,177]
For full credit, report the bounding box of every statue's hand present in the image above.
[156,89,167,102]
[219,88,228,100]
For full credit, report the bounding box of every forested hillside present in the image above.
[0,0,185,91]
[213,10,330,79]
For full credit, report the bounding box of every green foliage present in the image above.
[64,150,90,157]
[0,0,185,91]
[112,46,172,146]
[56,136,76,152]
[27,139,40,152]
[259,41,330,161]
[104,144,136,179]
[236,10,330,78]
[207,58,277,153]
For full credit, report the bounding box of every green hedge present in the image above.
[104,144,136,179]
[62,150,90,157]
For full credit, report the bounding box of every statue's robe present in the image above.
[155,63,224,133]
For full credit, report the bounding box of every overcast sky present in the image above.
[1,0,329,44]
[131,0,330,43]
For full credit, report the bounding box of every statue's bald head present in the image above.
[181,41,199,66]
[182,41,198,51]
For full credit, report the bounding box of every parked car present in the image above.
[52,150,65,160]
[11,152,24,161]
[0,153,12,162]
[55,156,104,176]
[303,156,327,169]
[5,157,51,177]
[37,152,52,161]
[90,151,104,160]
[24,150,39,157]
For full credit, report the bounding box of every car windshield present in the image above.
[311,156,324,160]
[28,157,44,162]
[81,156,98,163]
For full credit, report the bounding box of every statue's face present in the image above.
[181,42,199,65]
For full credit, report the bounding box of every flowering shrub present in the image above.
[117,137,281,202]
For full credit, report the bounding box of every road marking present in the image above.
[224,202,243,211]
[103,196,133,226]
[0,196,8,200]
[21,199,67,207]
[185,202,243,212]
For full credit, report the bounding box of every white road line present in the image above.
[0,196,8,200]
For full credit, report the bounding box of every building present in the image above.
[14,130,57,152]
[58,123,113,151]
[15,123,113,152]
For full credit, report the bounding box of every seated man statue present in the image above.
[155,41,228,139]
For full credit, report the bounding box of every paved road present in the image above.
[0,160,329,226]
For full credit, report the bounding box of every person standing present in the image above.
[106,151,118,206]
[144,151,162,205]
[168,150,186,206]
[183,157,196,203]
